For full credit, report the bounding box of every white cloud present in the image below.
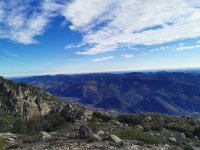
[121,54,134,58]
[62,0,114,31]
[92,56,113,62]
[0,0,65,44]
[1,0,200,54]
[63,0,200,55]
[176,45,200,51]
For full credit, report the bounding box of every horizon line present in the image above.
[4,66,200,79]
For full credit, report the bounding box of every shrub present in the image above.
[45,114,66,131]
[163,124,193,138]
[12,119,27,134]
[117,115,142,126]
[150,126,162,132]
[27,114,66,133]
[0,137,7,149]
[193,126,200,139]
[88,121,107,132]
[112,128,164,144]
[0,113,14,132]
[93,111,114,122]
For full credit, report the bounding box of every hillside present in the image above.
[15,72,200,116]
[1,76,200,149]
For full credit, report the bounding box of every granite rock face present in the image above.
[0,76,65,119]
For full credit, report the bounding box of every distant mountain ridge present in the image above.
[14,72,200,116]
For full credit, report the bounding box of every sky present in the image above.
[1,0,200,77]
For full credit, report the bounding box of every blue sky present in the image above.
[0,0,200,77]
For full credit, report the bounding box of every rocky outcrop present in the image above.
[0,76,65,119]
[60,102,93,122]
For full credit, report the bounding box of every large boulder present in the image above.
[175,132,185,141]
[79,125,93,139]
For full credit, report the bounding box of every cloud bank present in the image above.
[64,0,200,55]
[1,0,200,54]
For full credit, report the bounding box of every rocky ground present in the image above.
[1,112,200,150]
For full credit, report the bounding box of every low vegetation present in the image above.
[92,111,114,122]
[0,112,68,134]
[193,126,200,139]
[163,123,194,138]
[112,128,164,144]
[88,121,107,132]
[0,137,7,149]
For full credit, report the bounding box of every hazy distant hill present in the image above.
[14,72,200,116]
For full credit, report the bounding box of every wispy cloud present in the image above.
[1,0,200,55]
[63,0,200,55]
[92,56,113,62]
[121,54,134,58]
[0,0,65,44]
[176,44,200,51]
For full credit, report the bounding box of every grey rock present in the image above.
[40,131,51,139]
[97,130,104,136]
[135,125,144,131]
[109,134,122,145]
[109,120,123,127]
[168,137,176,142]
[79,125,93,139]
[175,132,185,141]
[90,134,101,141]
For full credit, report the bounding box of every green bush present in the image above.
[0,112,14,132]
[0,111,68,134]
[88,121,107,132]
[117,115,142,126]
[12,119,27,134]
[193,126,200,139]
[93,111,114,122]
[163,124,193,138]
[150,126,162,132]
[0,137,7,149]
[26,114,66,133]
[112,128,164,144]
[45,114,66,130]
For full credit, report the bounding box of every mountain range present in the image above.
[14,72,200,116]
